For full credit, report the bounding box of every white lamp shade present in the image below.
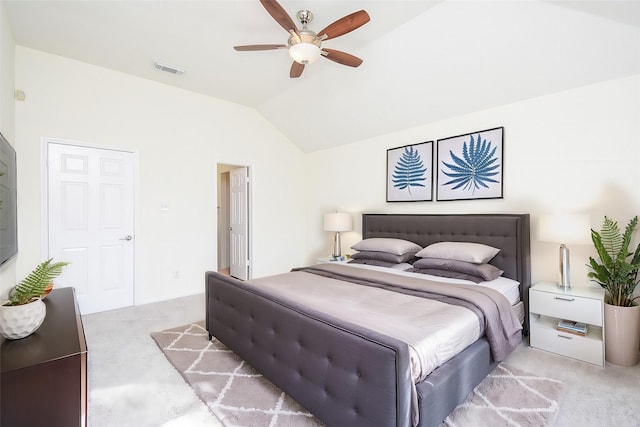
[324,212,352,232]
[539,214,592,244]
[289,42,321,64]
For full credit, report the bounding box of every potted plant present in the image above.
[588,215,640,366]
[0,258,69,340]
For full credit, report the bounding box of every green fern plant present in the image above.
[5,259,69,306]
[587,216,640,307]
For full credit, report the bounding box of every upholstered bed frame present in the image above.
[206,213,531,427]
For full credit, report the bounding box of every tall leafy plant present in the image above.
[5,258,69,306]
[588,216,640,307]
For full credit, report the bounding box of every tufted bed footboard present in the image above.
[206,271,414,427]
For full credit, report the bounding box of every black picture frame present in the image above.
[386,141,433,202]
[436,127,504,201]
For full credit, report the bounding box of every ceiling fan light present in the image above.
[289,42,321,65]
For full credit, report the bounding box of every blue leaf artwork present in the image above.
[392,146,427,195]
[437,127,503,201]
[387,141,433,202]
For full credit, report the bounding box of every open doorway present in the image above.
[217,163,252,280]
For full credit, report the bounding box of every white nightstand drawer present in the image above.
[530,322,603,366]
[529,289,602,326]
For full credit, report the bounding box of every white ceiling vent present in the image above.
[154,61,185,76]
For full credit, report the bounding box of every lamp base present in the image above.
[332,231,342,259]
[558,244,571,290]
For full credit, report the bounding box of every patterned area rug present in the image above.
[442,363,564,426]
[151,322,564,427]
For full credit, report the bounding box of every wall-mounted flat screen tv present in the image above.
[0,132,18,266]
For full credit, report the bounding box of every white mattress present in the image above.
[513,301,525,324]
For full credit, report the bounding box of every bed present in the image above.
[205,213,531,427]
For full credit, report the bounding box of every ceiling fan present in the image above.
[234,0,370,78]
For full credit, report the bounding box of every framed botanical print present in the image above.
[387,141,433,202]
[436,127,503,201]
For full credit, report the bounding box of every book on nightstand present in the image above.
[557,319,588,336]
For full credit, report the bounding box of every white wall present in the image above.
[7,45,640,304]
[304,74,640,287]
[13,47,307,305]
[0,0,16,294]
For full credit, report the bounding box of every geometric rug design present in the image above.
[151,322,322,427]
[442,363,564,426]
[151,322,564,427]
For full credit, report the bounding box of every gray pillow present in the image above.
[412,257,503,281]
[408,268,485,283]
[415,242,500,264]
[351,250,417,264]
[351,238,422,256]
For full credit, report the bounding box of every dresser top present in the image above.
[1,288,87,373]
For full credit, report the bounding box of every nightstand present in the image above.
[529,281,604,366]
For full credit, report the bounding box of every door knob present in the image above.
[120,235,133,241]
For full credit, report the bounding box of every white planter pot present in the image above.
[0,299,47,340]
[604,302,640,366]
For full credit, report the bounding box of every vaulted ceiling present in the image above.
[4,0,640,152]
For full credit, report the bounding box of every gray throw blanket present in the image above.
[293,263,522,361]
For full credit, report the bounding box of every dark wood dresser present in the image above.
[1,287,88,427]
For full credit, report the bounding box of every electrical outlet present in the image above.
[172,270,180,279]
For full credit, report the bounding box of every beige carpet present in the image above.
[151,322,564,427]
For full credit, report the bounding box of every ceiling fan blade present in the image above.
[317,10,370,41]
[321,49,363,68]
[259,0,299,36]
[234,44,287,51]
[290,62,305,78]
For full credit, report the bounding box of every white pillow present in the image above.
[351,238,422,256]
[415,241,500,264]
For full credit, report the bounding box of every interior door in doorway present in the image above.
[47,142,135,314]
[230,167,249,280]
[217,171,230,271]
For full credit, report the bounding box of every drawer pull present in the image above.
[557,334,573,339]
[554,296,575,302]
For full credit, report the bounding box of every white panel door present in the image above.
[230,167,249,280]
[48,142,135,314]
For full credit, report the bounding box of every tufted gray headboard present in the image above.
[362,213,531,331]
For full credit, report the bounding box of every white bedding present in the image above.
[247,265,510,383]
[343,261,527,334]
[344,261,522,305]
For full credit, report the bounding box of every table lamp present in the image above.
[324,212,352,260]
[539,214,591,289]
